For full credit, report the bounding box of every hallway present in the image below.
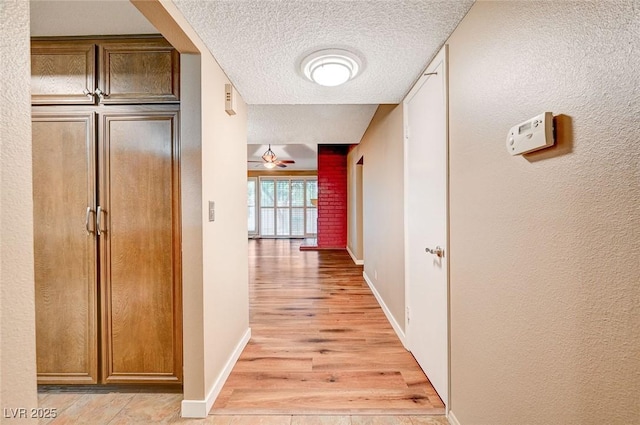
[212,239,444,415]
[34,239,447,424]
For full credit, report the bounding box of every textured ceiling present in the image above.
[173,0,474,104]
[246,104,376,170]
[30,1,157,36]
[30,0,475,171]
[248,104,378,145]
[173,0,474,170]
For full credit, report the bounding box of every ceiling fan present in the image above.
[248,144,296,169]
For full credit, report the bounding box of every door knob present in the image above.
[425,246,444,258]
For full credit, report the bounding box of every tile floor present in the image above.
[38,392,449,424]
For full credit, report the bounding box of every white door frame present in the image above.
[402,44,450,408]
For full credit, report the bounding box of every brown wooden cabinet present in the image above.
[32,112,99,383]
[31,42,96,105]
[32,37,182,386]
[99,108,182,384]
[31,37,179,105]
[99,40,180,104]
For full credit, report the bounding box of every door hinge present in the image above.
[406,306,410,324]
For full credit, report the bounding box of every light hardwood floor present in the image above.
[213,239,445,415]
[37,239,447,424]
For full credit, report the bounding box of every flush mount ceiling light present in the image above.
[301,49,362,87]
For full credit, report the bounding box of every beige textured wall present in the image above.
[447,2,640,424]
[347,157,363,261]
[133,0,250,407]
[348,105,406,330]
[199,35,250,400]
[0,0,38,422]
[178,53,205,401]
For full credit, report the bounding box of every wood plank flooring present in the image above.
[212,239,445,415]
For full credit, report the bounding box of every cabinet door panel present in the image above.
[99,40,179,104]
[32,112,98,384]
[100,110,182,384]
[31,42,96,105]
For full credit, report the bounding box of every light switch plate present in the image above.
[208,201,215,222]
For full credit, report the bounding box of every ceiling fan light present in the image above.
[301,49,361,87]
[263,162,277,169]
[261,144,277,162]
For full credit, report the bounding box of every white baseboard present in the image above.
[181,327,251,418]
[447,410,462,425]
[180,398,209,418]
[362,271,406,347]
[346,245,364,265]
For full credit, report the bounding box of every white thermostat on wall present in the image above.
[506,112,555,155]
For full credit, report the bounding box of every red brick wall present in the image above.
[317,145,348,249]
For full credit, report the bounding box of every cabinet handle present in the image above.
[82,89,95,99]
[96,206,106,236]
[94,88,108,100]
[85,207,95,234]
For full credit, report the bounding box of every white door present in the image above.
[404,46,449,406]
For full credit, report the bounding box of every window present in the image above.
[250,176,317,238]
[291,180,305,236]
[306,179,318,235]
[260,179,275,236]
[247,178,257,235]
